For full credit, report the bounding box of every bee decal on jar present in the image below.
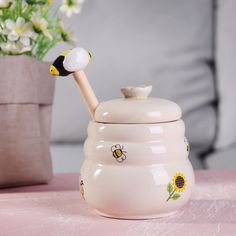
[111,144,127,163]
[184,137,190,153]
[80,180,85,199]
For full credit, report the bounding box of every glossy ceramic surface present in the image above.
[80,86,194,219]
[80,121,194,219]
[94,86,182,124]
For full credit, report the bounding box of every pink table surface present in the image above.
[0,170,236,236]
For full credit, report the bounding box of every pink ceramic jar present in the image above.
[80,86,194,219]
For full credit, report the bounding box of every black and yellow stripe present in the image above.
[51,55,71,76]
[113,149,122,158]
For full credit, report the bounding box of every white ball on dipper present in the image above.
[63,47,91,73]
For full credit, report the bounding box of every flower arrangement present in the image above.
[0,0,84,60]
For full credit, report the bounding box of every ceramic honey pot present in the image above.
[50,48,195,219]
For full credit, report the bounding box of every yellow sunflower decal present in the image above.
[166,173,187,201]
[172,173,187,192]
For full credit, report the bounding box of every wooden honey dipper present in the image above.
[50,47,99,119]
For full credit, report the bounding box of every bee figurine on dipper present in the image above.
[50,47,98,118]
[50,48,92,76]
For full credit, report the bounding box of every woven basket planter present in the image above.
[0,55,55,188]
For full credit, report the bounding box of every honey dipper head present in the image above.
[50,47,91,76]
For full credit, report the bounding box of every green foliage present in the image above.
[172,193,181,200]
[167,183,173,193]
[0,0,80,60]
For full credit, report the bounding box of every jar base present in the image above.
[94,210,177,220]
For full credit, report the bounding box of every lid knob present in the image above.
[121,85,152,99]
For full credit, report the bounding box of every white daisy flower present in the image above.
[1,42,18,54]
[0,42,16,53]
[60,23,75,43]
[60,0,84,18]
[5,17,35,44]
[18,43,32,53]
[0,0,11,8]
[0,41,32,54]
[31,14,53,40]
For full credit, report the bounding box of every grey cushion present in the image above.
[50,144,84,173]
[49,0,216,153]
[214,0,236,149]
[205,145,236,169]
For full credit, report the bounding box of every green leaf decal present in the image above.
[172,193,181,200]
[167,183,173,193]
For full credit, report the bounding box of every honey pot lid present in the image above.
[94,86,182,124]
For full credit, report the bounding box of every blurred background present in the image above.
[46,0,236,172]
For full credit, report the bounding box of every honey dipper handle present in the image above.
[73,70,99,119]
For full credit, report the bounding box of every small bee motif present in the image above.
[184,137,190,153]
[111,144,127,163]
[80,180,85,199]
